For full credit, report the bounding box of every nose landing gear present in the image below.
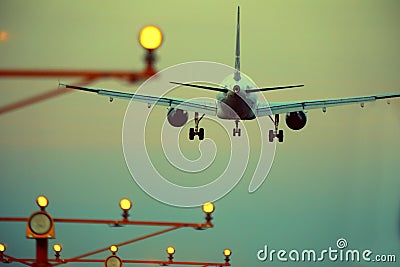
[233,119,241,136]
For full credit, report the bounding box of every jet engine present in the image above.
[167,108,188,127]
[285,111,307,130]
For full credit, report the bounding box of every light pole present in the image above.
[139,25,163,76]
[26,196,55,267]
[0,243,6,262]
[53,244,62,261]
[167,246,175,262]
[202,202,215,226]
[119,198,132,221]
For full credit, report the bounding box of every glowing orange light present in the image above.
[0,31,8,41]
[37,195,49,208]
[223,249,232,257]
[119,198,132,211]
[139,26,163,50]
[110,245,118,253]
[53,244,62,253]
[166,246,175,255]
[202,202,215,214]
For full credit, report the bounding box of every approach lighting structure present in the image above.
[166,246,175,261]
[202,202,215,225]
[0,243,5,262]
[105,252,123,267]
[53,244,62,259]
[223,249,232,263]
[0,197,233,267]
[110,245,118,254]
[139,25,162,75]
[27,195,55,239]
[0,26,163,115]
[119,198,132,220]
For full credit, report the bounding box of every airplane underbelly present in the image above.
[216,95,256,120]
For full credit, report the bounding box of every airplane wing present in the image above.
[62,83,217,116]
[256,92,400,117]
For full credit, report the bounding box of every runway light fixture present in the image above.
[105,255,123,267]
[0,243,5,253]
[139,25,163,50]
[223,249,232,262]
[119,198,132,220]
[202,202,215,214]
[202,202,215,224]
[36,195,49,210]
[53,244,62,258]
[119,198,132,211]
[110,245,118,255]
[166,246,175,261]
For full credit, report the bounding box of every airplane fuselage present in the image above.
[216,74,258,120]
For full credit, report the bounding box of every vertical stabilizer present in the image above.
[234,6,241,81]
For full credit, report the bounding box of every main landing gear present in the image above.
[233,119,241,136]
[269,114,284,143]
[189,112,205,140]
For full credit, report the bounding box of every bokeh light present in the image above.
[53,244,62,253]
[202,202,215,214]
[36,195,48,209]
[0,31,8,41]
[139,25,163,50]
[166,246,175,255]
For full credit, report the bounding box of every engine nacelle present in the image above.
[167,108,188,127]
[285,111,307,130]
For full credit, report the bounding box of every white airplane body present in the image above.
[63,7,400,142]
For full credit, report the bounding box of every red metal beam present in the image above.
[0,217,27,222]
[1,254,34,267]
[3,258,230,267]
[0,217,211,229]
[56,226,181,265]
[54,218,209,228]
[57,259,229,266]
[0,78,94,115]
[0,55,157,115]
[0,69,155,82]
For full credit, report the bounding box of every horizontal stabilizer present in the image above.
[170,81,229,93]
[246,84,304,93]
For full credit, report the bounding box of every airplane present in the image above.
[62,7,400,143]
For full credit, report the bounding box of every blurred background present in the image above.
[0,0,399,266]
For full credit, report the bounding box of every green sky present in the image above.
[0,0,399,266]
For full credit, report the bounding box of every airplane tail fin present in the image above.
[234,6,241,81]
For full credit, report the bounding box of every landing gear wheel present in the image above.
[268,130,274,142]
[189,128,195,140]
[277,130,284,143]
[233,128,241,136]
[189,112,206,140]
[198,128,205,140]
[233,120,241,137]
